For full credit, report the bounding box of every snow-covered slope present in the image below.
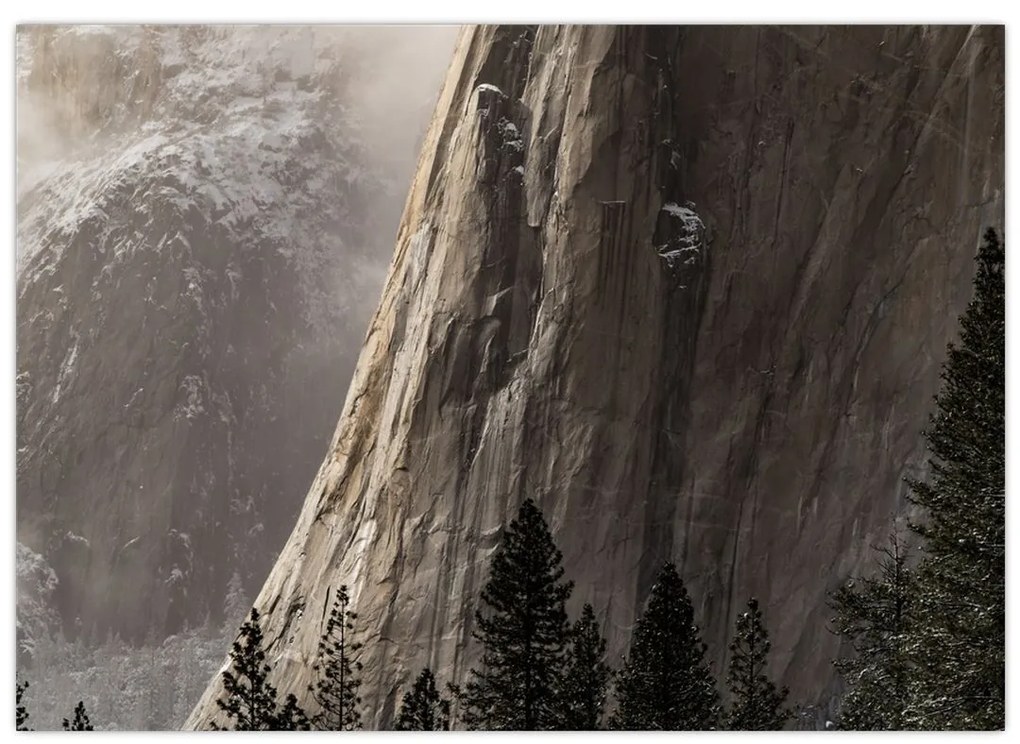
[16,25,455,643]
[16,543,60,665]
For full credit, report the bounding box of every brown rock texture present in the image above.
[186,24,1004,728]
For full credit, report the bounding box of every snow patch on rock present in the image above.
[656,201,706,273]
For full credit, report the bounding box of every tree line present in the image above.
[168,497,793,731]
[14,229,1003,730]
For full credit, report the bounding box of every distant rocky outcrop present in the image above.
[16,25,455,642]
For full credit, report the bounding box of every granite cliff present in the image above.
[176,24,1003,728]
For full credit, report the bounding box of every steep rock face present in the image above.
[16,25,454,642]
[187,25,1003,728]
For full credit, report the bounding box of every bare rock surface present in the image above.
[187,25,1003,728]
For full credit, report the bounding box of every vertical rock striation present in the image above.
[187,25,1003,728]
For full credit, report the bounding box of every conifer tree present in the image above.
[610,562,719,730]
[16,679,30,731]
[560,603,611,730]
[906,228,1004,729]
[829,531,915,729]
[461,498,574,730]
[213,607,306,730]
[275,693,312,731]
[725,597,789,730]
[309,585,362,731]
[395,668,451,730]
[62,700,93,731]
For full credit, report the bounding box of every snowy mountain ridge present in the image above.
[16,25,455,644]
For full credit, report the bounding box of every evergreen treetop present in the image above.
[308,585,363,731]
[906,227,1005,729]
[213,607,308,730]
[829,532,915,730]
[16,679,30,731]
[724,597,789,730]
[560,603,611,730]
[395,667,451,731]
[62,700,93,731]
[275,693,312,731]
[610,562,720,730]
[461,498,574,730]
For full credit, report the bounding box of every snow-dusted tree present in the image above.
[724,598,789,730]
[213,607,305,730]
[17,620,231,729]
[16,542,60,666]
[559,603,611,729]
[16,679,30,731]
[395,668,451,730]
[460,499,574,730]
[62,700,93,731]
[904,228,1004,729]
[829,532,915,729]
[610,562,720,730]
[308,585,362,730]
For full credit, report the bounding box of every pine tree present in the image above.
[610,562,720,730]
[62,700,94,731]
[213,607,306,730]
[275,693,312,731]
[395,668,451,730]
[461,498,574,730]
[829,531,915,730]
[725,597,789,730]
[308,585,362,731]
[905,228,1004,729]
[560,603,611,730]
[16,679,30,731]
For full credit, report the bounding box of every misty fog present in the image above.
[16,24,457,730]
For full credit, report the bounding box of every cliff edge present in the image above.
[186,24,1003,728]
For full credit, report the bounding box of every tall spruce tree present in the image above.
[725,598,789,730]
[829,531,915,730]
[906,227,1005,729]
[461,498,574,730]
[308,585,362,731]
[16,679,30,731]
[560,603,611,730]
[62,700,93,731]
[395,668,451,730]
[214,607,307,730]
[610,562,720,730]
